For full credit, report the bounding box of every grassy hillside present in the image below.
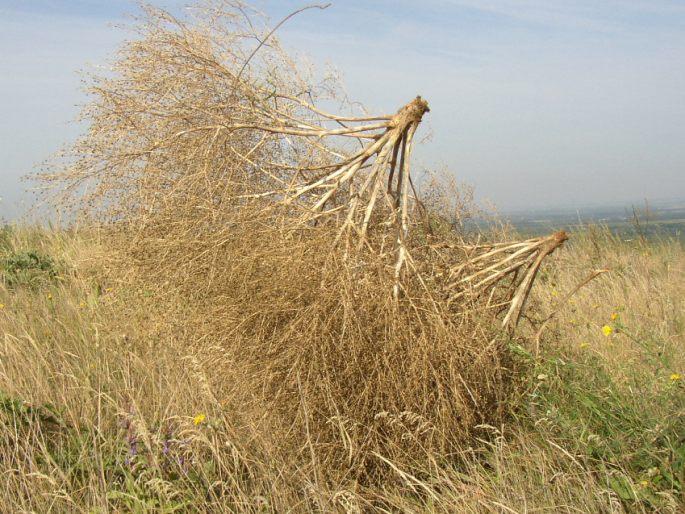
[1,224,682,513]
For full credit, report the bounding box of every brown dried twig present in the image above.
[445,231,569,329]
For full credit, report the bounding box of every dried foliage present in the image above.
[36,0,568,485]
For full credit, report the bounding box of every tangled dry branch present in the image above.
[443,231,569,328]
[38,0,566,328]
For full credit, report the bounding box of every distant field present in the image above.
[503,200,685,243]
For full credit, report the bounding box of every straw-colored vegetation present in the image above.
[1,225,682,512]
[3,1,683,512]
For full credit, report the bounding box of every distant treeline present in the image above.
[500,202,685,243]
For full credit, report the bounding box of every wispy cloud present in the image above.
[275,0,685,208]
[0,7,127,219]
[1,0,684,218]
[433,0,685,34]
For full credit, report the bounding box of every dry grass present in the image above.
[1,225,683,512]
[112,221,519,484]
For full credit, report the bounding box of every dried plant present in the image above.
[439,231,569,328]
[37,0,565,313]
[34,0,571,484]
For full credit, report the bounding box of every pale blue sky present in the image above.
[1,0,684,220]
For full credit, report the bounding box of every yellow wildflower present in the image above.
[671,373,682,382]
[602,325,613,337]
[0,303,5,310]
[639,480,649,488]
[579,341,590,349]
[79,301,87,309]
[47,292,53,300]
[610,312,619,321]
[193,414,206,426]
